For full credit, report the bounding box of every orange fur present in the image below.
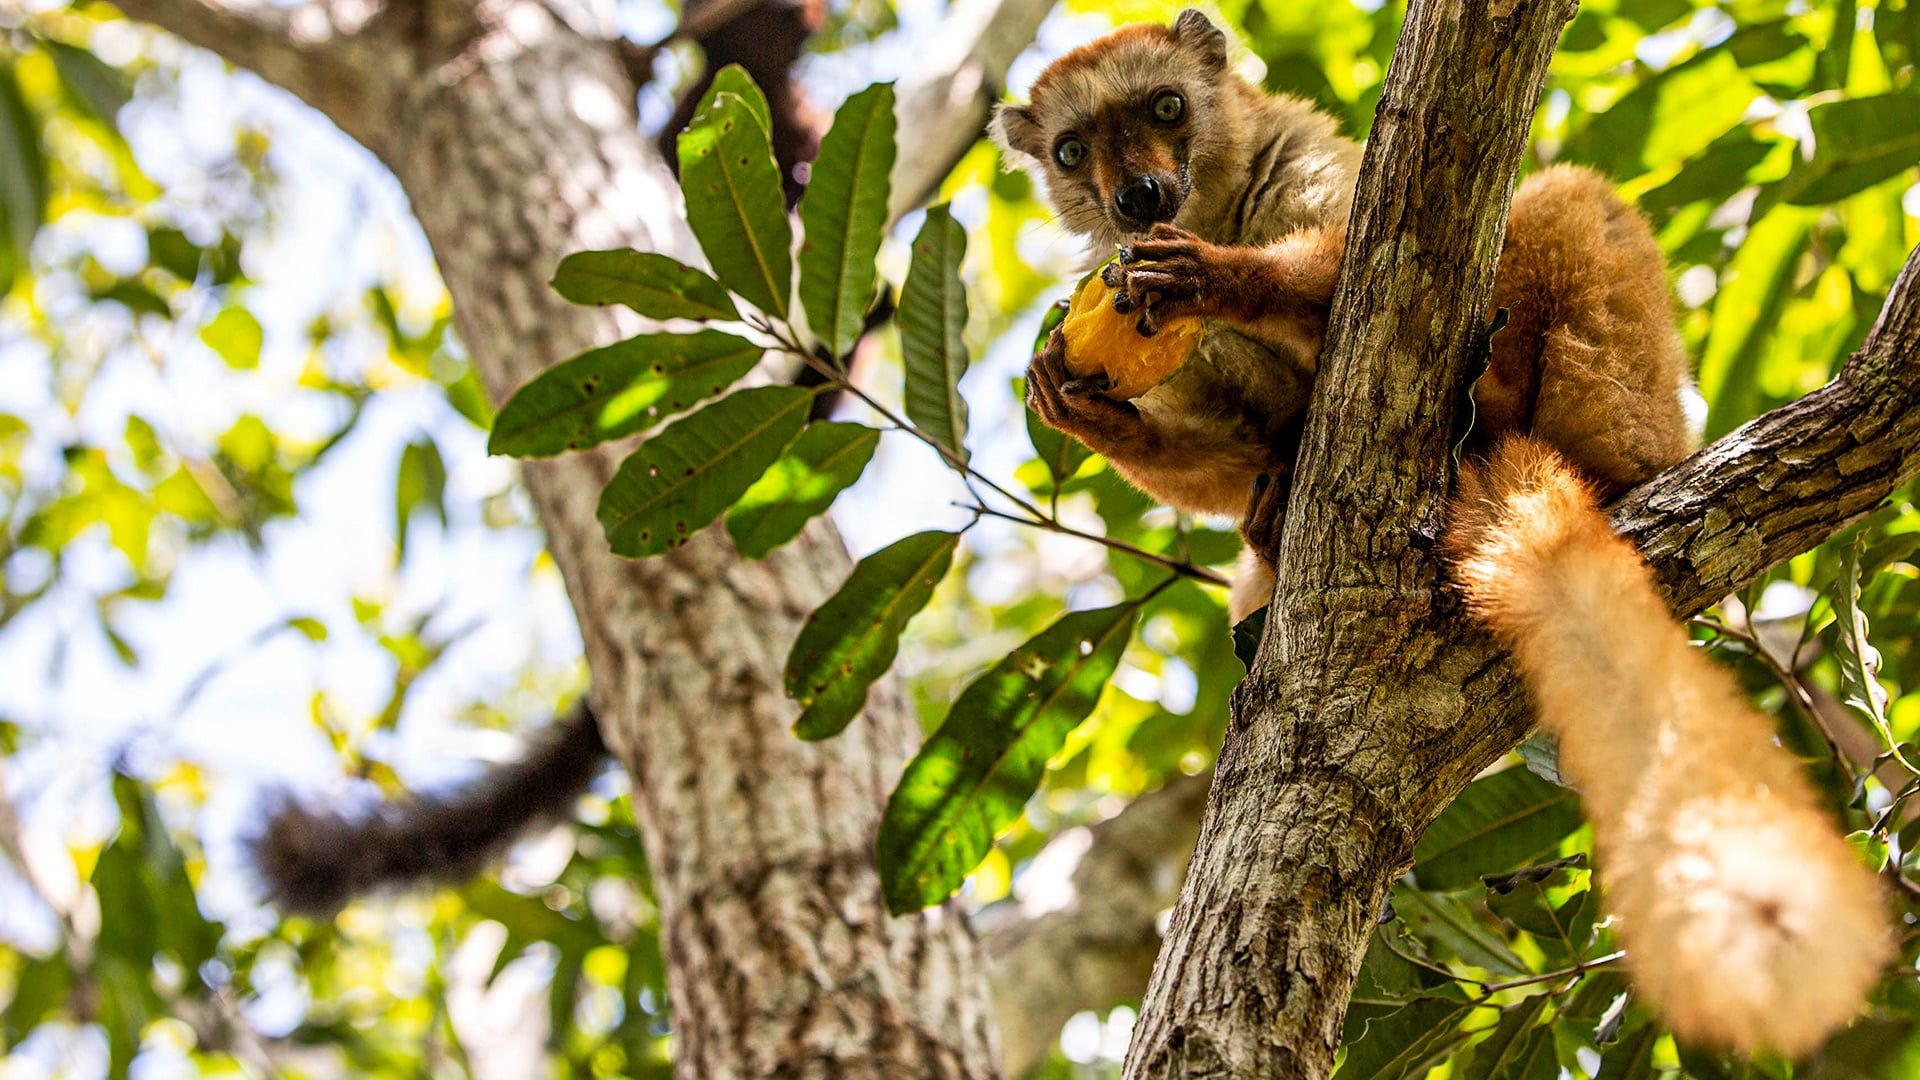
[1450,437,1890,1057]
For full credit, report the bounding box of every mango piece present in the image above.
[1059,270,1204,399]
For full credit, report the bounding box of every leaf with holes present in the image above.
[798,83,895,358]
[694,64,772,132]
[785,529,959,739]
[878,601,1139,913]
[727,421,881,558]
[551,250,739,322]
[488,331,761,458]
[1414,766,1580,890]
[679,91,792,320]
[899,204,970,464]
[596,386,811,558]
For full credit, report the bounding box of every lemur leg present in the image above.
[1105,223,1344,364]
[1489,166,1698,492]
[1228,472,1289,623]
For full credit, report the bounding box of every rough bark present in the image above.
[1120,0,1575,1074]
[111,0,1020,1075]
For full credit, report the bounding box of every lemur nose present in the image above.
[1114,176,1167,223]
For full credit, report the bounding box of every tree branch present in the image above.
[109,0,376,120]
[889,0,1055,223]
[1614,250,1920,614]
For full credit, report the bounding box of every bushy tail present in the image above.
[1449,436,1888,1058]
[252,704,608,916]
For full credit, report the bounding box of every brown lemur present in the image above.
[998,10,1887,1058]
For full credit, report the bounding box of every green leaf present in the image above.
[551,250,740,321]
[596,386,811,558]
[2,953,72,1047]
[44,41,130,130]
[200,305,263,370]
[1697,207,1812,438]
[899,205,970,465]
[727,420,881,558]
[1834,535,1909,769]
[1785,94,1920,205]
[0,62,48,256]
[1486,867,1592,963]
[1022,301,1090,488]
[1337,998,1474,1079]
[695,64,772,133]
[1466,994,1554,1079]
[488,331,762,457]
[1562,50,1758,177]
[798,83,896,358]
[878,601,1139,913]
[395,437,448,560]
[1414,767,1581,890]
[1392,885,1529,976]
[1596,1020,1660,1079]
[679,92,792,319]
[784,529,959,739]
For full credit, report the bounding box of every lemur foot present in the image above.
[1104,223,1222,335]
[1026,327,1148,449]
[1240,471,1290,561]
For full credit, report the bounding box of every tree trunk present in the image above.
[1123,0,1578,1074]
[110,0,1004,1074]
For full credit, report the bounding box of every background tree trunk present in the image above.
[108,0,1025,1074]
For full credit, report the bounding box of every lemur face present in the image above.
[991,10,1233,247]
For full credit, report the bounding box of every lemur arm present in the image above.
[1106,223,1345,364]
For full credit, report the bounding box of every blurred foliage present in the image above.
[1,0,1919,1077]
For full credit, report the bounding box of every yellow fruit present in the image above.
[1059,270,1204,399]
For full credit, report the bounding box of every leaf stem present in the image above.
[754,315,1230,590]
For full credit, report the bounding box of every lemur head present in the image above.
[990,10,1238,246]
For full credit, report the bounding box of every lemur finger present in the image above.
[1102,261,1126,287]
[1146,222,1196,242]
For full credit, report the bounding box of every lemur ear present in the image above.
[989,103,1046,166]
[1171,9,1229,70]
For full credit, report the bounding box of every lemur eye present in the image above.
[1054,138,1088,169]
[1151,91,1186,124]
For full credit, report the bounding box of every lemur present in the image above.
[998,10,1887,1058]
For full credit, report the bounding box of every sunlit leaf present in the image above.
[1562,50,1758,177]
[899,204,970,464]
[878,601,1138,913]
[798,82,896,357]
[597,386,812,557]
[727,420,881,558]
[785,529,959,739]
[1785,93,1920,205]
[395,436,448,559]
[200,305,263,370]
[488,331,762,457]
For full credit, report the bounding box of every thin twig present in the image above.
[1473,951,1626,999]
[1692,616,1859,782]
[969,504,1229,587]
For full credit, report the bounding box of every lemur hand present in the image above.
[1026,327,1150,452]
[1104,224,1225,336]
